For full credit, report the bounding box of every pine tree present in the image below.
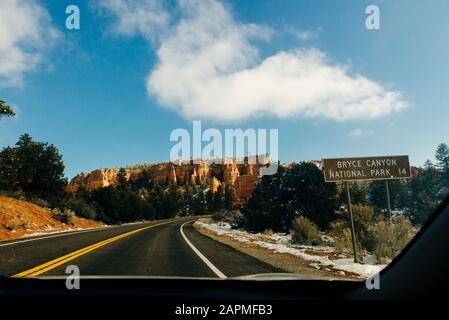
[407,167,441,225]
[117,168,127,190]
[0,134,66,198]
[224,183,234,210]
[435,143,449,171]
[435,143,449,188]
[191,188,206,215]
[240,163,338,232]
[0,100,15,118]
[213,189,224,210]
[368,180,408,212]
[423,159,434,170]
[205,189,215,213]
[339,183,368,206]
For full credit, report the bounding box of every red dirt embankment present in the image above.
[0,195,103,241]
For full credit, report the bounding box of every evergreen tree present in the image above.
[423,159,434,170]
[339,183,368,206]
[224,183,234,210]
[435,143,449,171]
[240,163,338,232]
[0,134,67,198]
[435,143,449,188]
[0,100,15,118]
[284,163,338,230]
[368,180,408,212]
[89,186,155,224]
[407,166,441,225]
[191,188,207,215]
[168,183,180,215]
[205,189,215,213]
[213,189,224,210]
[117,168,128,190]
[240,167,285,232]
[183,186,195,216]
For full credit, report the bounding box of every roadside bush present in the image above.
[212,209,240,223]
[65,197,98,220]
[335,204,375,252]
[330,220,365,259]
[0,189,26,201]
[370,216,415,262]
[229,210,244,229]
[290,216,322,245]
[89,186,156,223]
[28,197,50,208]
[51,208,75,224]
[5,221,17,231]
[262,229,274,236]
[351,204,374,225]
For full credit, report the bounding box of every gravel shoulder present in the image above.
[194,221,362,280]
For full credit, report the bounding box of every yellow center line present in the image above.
[11,220,177,278]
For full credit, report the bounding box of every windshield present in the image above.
[1,0,448,283]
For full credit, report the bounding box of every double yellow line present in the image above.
[11,220,175,278]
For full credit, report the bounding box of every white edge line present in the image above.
[0,219,178,248]
[0,224,133,248]
[0,229,103,247]
[180,221,227,279]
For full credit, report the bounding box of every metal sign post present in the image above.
[385,180,392,221]
[345,182,358,263]
[322,155,412,264]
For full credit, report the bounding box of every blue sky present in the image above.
[1,0,449,179]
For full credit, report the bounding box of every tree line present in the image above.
[1,100,448,228]
[0,132,235,224]
[236,143,449,233]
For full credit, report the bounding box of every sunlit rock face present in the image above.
[67,158,268,203]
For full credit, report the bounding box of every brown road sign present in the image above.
[322,155,411,182]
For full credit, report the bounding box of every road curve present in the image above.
[0,218,282,278]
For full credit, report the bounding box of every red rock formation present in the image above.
[210,177,222,193]
[234,175,258,205]
[67,160,270,203]
[223,161,240,185]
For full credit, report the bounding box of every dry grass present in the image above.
[291,216,322,245]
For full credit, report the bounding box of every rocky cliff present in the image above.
[67,159,268,203]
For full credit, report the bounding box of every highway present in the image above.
[0,219,282,278]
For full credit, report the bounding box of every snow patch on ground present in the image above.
[20,226,106,239]
[195,221,386,278]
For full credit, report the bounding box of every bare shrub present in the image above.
[29,197,49,208]
[5,221,17,231]
[52,208,75,224]
[290,216,322,245]
[370,216,416,262]
[199,217,214,224]
[352,204,374,225]
[212,209,240,223]
[262,229,274,236]
[333,205,375,253]
[21,221,31,229]
[330,220,365,259]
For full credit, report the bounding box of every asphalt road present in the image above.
[0,218,282,278]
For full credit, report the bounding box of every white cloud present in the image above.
[284,27,318,41]
[0,0,60,87]
[93,0,170,43]
[99,0,411,122]
[347,128,374,138]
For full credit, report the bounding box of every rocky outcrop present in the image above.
[234,175,258,205]
[210,177,222,193]
[67,159,270,203]
[66,169,120,193]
